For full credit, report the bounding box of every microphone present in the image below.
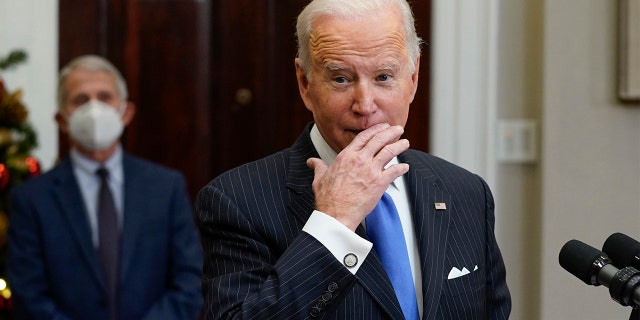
[603,232,640,270]
[559,239,640,308]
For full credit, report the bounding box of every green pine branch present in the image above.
[0,50,28,71]
[15,122,38,154]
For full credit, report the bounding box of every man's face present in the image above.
[62,69,122,116]
[296,8,419,153]
[58,68,126,134]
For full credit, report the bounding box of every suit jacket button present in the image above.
[309,307,321,318]
[343,253,358,268]
[321,292,332,301]
[327,282,338,292]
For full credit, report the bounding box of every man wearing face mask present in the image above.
[7,55,203,320]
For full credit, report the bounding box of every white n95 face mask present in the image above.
[68,99,125,151]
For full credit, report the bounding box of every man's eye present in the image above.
[334,76,348,84]
[98,92,115,103]
[377,74,391,81]
[71,96,89,106]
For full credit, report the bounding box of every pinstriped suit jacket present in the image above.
[195,123,511,319]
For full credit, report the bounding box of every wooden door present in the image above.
[209,0,313,177]
[59,0,431,199]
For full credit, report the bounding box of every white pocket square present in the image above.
[447,265,479,279]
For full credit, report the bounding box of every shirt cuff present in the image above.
[302,210,372,274]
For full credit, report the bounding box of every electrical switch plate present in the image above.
[496,119,537,164]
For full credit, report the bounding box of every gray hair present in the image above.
[57,55,128,110]
[295,0,423,78]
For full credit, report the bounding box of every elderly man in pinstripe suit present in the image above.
[195,0,511,319]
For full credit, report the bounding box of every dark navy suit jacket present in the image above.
[8,153,203,320]
[196,124,511,319]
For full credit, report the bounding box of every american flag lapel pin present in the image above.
[434,202,447,210]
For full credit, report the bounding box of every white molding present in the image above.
[0,0,59,170]
[429,0,499,188]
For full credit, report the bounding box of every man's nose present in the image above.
[351,82,377,115]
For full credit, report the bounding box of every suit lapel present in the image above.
[53,160,105,288]
[119,155,146,281]
[401,152,452,320]
[355,246,407,319]
[285,124,319,226]
[286,124,404,319]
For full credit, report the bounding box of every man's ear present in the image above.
[55,111,69,134]
[122,101,136,126]
[409,55,420,102]
[295,58,313,113]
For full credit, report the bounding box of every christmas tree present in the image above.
[0,49,41,315]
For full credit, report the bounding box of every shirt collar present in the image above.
[70,145,124,184]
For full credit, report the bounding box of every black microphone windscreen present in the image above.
[559,239,607,285]
[603,232,640,269]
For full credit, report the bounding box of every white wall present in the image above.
[432,0,640,319]
[539,0,640,318]
[0,1,59,170]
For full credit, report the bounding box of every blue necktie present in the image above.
[366,192,419,320]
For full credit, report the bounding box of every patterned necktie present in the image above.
[366,192,419,320]
[97,167,119,320]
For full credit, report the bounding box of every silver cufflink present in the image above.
[343,253,358,268]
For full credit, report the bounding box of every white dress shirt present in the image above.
[70,145,124,248]
[302,124,423,315]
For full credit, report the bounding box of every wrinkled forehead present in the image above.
[65,69,117,88]
[308,11,408,67]
[63,69,120,100]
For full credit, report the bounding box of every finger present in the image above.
[382,162,410,183]
[374,138,410,168]
[344,123,390,152]
[306,157,328,177]
[358,125,406,159]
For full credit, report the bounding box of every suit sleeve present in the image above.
[195,184,357,320]
[480,177,512,319]
[7,186,72,320]
[140,174,204,320]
